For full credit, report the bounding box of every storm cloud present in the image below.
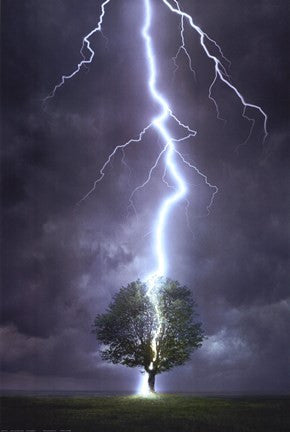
[1,0,289,393]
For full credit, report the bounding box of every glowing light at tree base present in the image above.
[139,372,150,396]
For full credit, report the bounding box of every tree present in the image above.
[93,278,204,392]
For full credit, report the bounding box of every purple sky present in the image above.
[1,0,289,393]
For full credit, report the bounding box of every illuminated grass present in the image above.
[1,394,289,432]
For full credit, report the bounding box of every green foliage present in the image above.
[93,278,204,375]
[94,280,157,370]
[155,279,204,373]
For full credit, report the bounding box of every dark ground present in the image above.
[0,394,289,432]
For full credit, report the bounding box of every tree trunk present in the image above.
[148,370,156,392]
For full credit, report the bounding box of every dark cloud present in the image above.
[1,0,289,393]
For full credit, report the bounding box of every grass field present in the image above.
[0,394,289,432]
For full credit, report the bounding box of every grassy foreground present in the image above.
[0,394,289,432]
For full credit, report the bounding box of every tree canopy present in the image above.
[93,278,204,391]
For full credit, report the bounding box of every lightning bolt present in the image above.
[44,0,268,395]
[139,0,216,394]
[42,0,111,106]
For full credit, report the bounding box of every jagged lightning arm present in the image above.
[163,0,268,141]
[43,0,111,105]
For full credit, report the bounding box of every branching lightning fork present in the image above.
[162,0,268,141]
[43,0,111,105]
[44,0,268,394]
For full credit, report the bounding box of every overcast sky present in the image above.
[1,0,289,393]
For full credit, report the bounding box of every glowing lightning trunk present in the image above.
[139,0,187,395]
